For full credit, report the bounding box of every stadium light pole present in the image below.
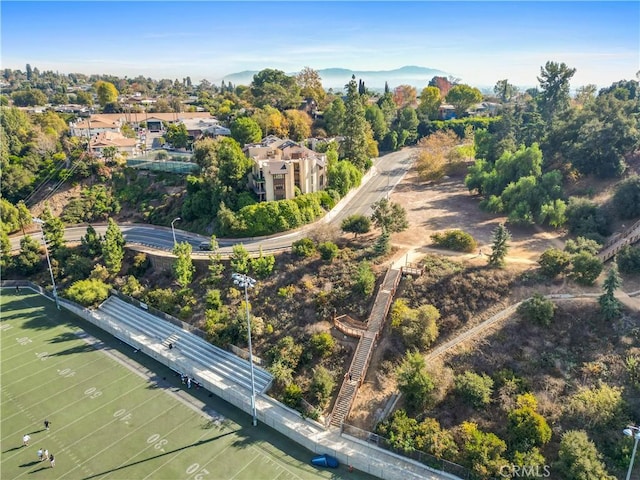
[32,218,60,310]
[624,425,640,480]
[171,217,181,247]
[232,272,258,426]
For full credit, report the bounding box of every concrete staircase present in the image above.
[330,269,401,428]
[98,296,272,393]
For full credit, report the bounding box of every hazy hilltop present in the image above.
[220,65,452,91]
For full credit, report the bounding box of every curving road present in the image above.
[10,149,415,256]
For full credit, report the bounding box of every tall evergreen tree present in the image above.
[342,75,370,170]
[599,262,622,320]
[102,218,125,276]
[384,81,390,94]
[488,223,511,268]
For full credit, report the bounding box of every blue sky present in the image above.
[1,1,638,89]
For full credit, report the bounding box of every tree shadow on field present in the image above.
[48,344,95,356]
[48,331,81,344]
[79,429,238,480]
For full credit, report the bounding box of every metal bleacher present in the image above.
[97,296,272,393]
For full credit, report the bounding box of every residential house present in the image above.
[89,131,140,158]
[70,114,123,137]
[245,136,327,202]
[180,118,231,141]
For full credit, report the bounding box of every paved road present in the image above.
[11,149,415,256]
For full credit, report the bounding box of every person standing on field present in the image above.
[22,434,31,446]
[44,419,50,430]
[49,453,55,468]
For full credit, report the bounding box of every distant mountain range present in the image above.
[220,65,452,91]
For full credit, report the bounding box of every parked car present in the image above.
[199,242,212,251]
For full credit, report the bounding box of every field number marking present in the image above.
[147,433,168,450]
[57,368,76,378]
[113,408,133,423]
[16,336,32,345]
[36,352,49,361]
[84,387,103,399]
[186,463,210,480]
[1,324,13,331]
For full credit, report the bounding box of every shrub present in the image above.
[570,251,603,286]
[267,336,303,370]
[538,248,571,278]
[396,351,436,413]
[318,241,339,262]
[566,384,624,428]
[291,238,316,258]
[454,371,494,407]
[564,236,602,256]
[565,197,611,243]
[310,366,335,407]
[354,261,375,296]
[309,332,335,358]
[205,289,223,310]
[65,278,110,307]
[282,383,303,408]
[250,250,275,279]
[507,394,552,450]
[430,229,477,253]
[517,294,556,326]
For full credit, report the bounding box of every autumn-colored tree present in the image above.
[392,84,417,108]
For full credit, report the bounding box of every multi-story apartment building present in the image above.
[245,136,327,202]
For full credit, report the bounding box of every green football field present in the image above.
[1,289,376,480]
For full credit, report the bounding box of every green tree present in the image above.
[341,214,371,237]
[342,75,370,170]
[0,229,11,271]
[517,293,556,326]
[459,421,508,479]
[395,107,419,146]
[365,104,388,142]
[165,123,189,149]
[494,79,518,103]
[617,245,640,274]
[15,235,41,275]
[537,61,576,124]
[95,80,119,107]
[173,241,195,288]
[417,86,442,121]
[507,393,552,451]
[370,198,409,234]
[599,263,622,320]
[392,301,440,350]
[445,84,483,117]
[291,237,316,258]
[613,175,640,219]
[328,159,362,196]
[230,243,249,274]
[11,89,47,106]
[40,207,65,253]
[554,430,615,480]
[250,68,301,110]
[295,66,325,104]
[323,98,345,136]
[454,371,494,407]
[309,332,335,358]
[230,117,263,146]
[564,236,602,256]
[102,218,125,276]
[250,247,275,279]
[396,351,435,413]
[488,223,511,268]
[570,251,603,286]
[81,225,103,256]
